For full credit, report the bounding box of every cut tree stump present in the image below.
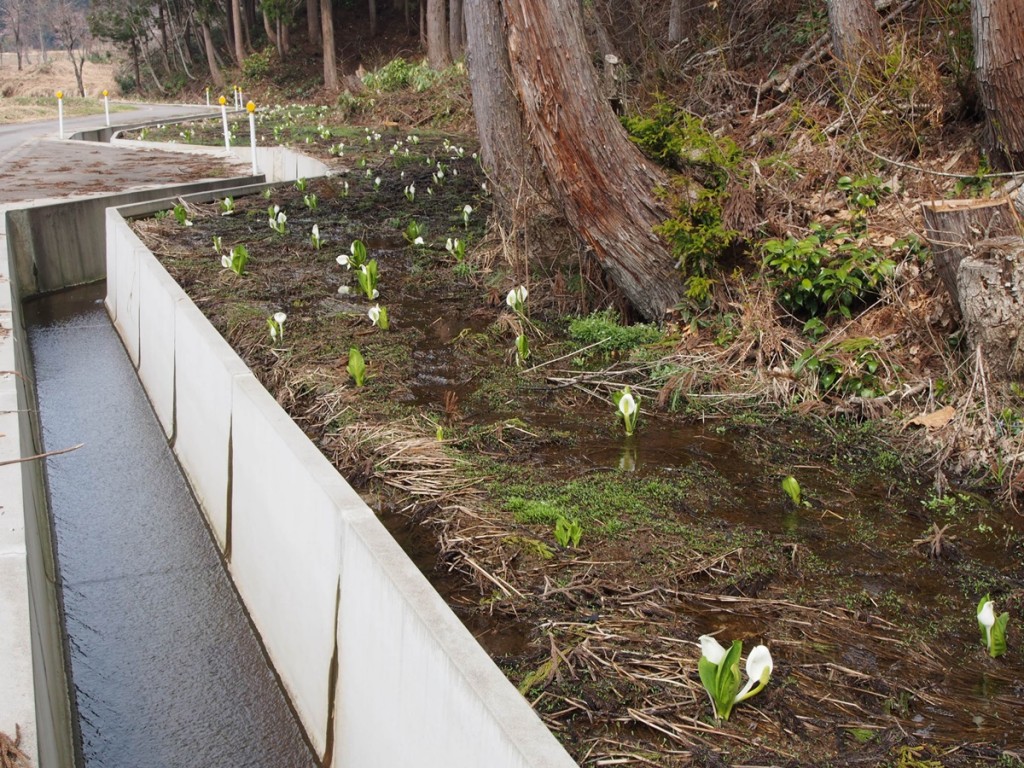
[920,197,1022,306]
[957,236,1024,381]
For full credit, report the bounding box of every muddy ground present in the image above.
[129,122,1024,767]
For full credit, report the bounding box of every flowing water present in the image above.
[26,283,317,768]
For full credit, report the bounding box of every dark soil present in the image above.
[132,125,1024,768]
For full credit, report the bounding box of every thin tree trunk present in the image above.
[499,0,680,321]
[465,0,544,221]
[667,0,683,44]
[825,0,883,71]
[419,1,426,47]
[427,0,450,67]
[972,0,1024,168]
[307,0,320,46]
[369,0,377,36]
[448,0,464,59]
[263,10,278,47]
[321,0,338,90]
[201,21,226,86]
[231,0,245,62]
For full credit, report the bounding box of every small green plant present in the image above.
[241,47,272,81]
[613,386,639,437]
[977,595,1009,658]
[506,285,528,315]
[368,304,390,330]
[404,182,416,202]
[953,159,994,198]
[303,192,318,211]
[310,224,322,250]
[514,333,530,366]
[461,204,473,228]
[267,204,287,234]
[837,174,890,211]
[337,239,368,271]
[405,220,425,246]
[791,337,885,397]
[446,237,466,262]
[698,635,773,721]
[568,309,661,352]
[554,516,582,548]
[782,475,802,506]
[294,177,308,192]
[219,197,235,215]
[172,202,192,227]
[357,260,379,300]
[221,244,249,276]
[347,347,366,386]
[212,235,223,255]
[266,312,286,344]
[762,225,895,321]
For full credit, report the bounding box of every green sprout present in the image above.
[303,192,318,211]
[221,244,249,276]
[514,334,530,366]
[782,475,802,506]
[357,259,379,300]
[294,177,308,192]
[347,347,366,386]
[172,202,192,227]
[310,224,322,250]
[219,197,235,215]
[554,516,582,548]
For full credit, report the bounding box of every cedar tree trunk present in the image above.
[427,0,450,67]
[464,0,544,221]
[972,0,1024,168]
[307,0,320,45]
[449,0,464,59]
[825,0,883,70]
[321,0,338,90]
[497,0,681,321]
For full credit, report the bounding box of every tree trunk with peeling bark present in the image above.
[464,0,544,221]
[972,0,1024,168]
[825,0,883,70]
[481,0,680,321]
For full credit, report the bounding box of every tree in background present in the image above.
[972,0,1024,168]
[825,0,884,72]
[54,0,90,95]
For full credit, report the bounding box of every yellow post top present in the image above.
[218,96,227,106]
[246,101,256,113]
[102,89,108,97]
[56,91,63,99]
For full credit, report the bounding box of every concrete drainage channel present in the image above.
[0,126,578,767]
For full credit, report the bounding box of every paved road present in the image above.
[0,102,220,154]
[0,104,246,204]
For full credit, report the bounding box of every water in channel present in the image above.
[26,283,318,768]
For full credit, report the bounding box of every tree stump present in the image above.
[957,236,1024,381]
[921,197,1022,306]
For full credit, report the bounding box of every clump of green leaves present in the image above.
[554,516,583,548]
[782,476,802,506]
[792,337,887,397]
[762,224,894,322]
[172,202,192,227]
[362,58,443,93]
[622,100,745,276]
[568,308,661,353]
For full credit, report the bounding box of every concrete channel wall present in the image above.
[107,199,578,767]
[0,218,76,768]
